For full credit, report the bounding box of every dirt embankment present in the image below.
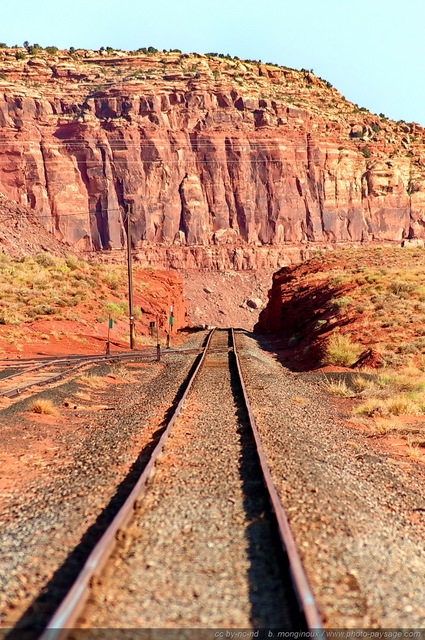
[256,245,425,371]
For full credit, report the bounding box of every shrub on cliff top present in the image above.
[27,43,42,55]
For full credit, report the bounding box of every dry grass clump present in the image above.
[369,418,394,435]
[363,418,425,455]
[386,395,418,416]
[407,442,424,459]
[352,375,374,393]
[354,398,389,417]
[353,376,424,417]
[108,365,133,381]
[323,378,354,397]
[29,398,58,415]
[78,373,104,388]
[323,334,363,367]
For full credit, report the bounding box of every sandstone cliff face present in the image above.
[1,48,425,269]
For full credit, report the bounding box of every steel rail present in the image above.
[0,361,57,383]
[0,348,156,366]
[0,345,207,368]
[39,328,216,640]
[230,328,323,630]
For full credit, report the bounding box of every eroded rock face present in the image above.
[1,49,425,269]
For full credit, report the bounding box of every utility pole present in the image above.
[126,204,135,349]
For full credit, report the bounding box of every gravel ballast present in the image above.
[236,330,425,628]
[0,332,207,632]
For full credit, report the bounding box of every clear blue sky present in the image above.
[2,0,424,126]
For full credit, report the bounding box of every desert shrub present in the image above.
[106,301,127,320]
[355,304,366,313]
[323,334,363,367]
[0,308,21,325]
[397,342,419,354]
[65,254,80,270]
[314,319,327,330]
[108,365,132,381]
[32,303,56,315]
[331,296,352,310]
[352,375,376,394]
[103,273,121,290]
[35,252,57,268]
[370,419,394,435]
[364,274,379,284]
[389,280,415,296]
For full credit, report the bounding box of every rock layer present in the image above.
[1,48,425,268]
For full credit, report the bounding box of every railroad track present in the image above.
[14,328,321,635]
[0,348,164,400]
[0,343,230,401]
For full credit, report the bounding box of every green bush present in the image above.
[106,301,128,320]
[331,296,352,310]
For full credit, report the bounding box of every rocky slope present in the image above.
[1,47,425,270]
[0,193,70,257]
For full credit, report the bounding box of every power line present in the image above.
[0,141,370,147]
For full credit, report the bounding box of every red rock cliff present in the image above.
[1,48,425,268]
